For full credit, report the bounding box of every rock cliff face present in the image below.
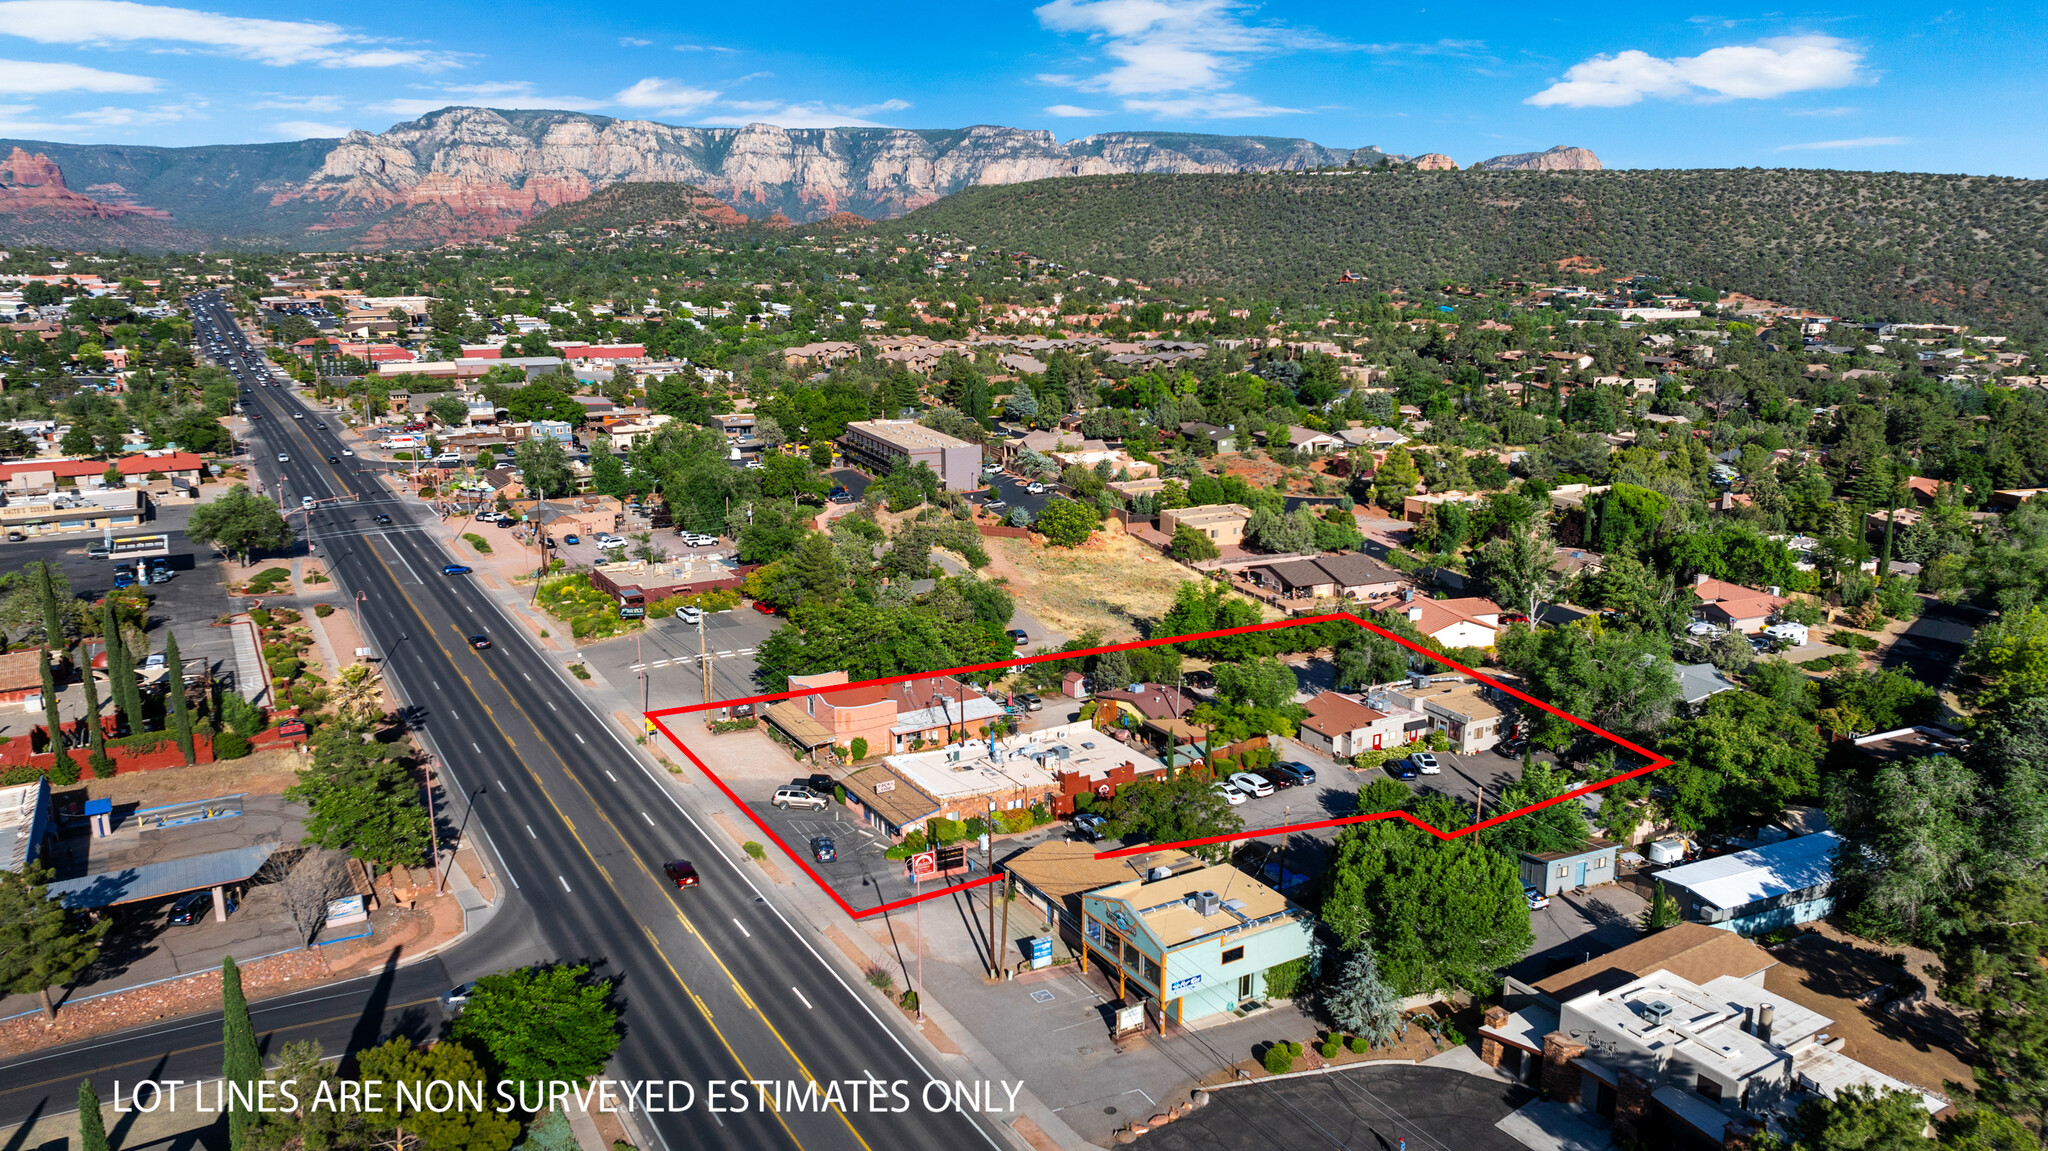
[0,147,171,219]
[1477,146,1603,172]
[1412,153,1459,171]
[275,108,1399,245]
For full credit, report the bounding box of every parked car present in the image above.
[1523,885,1551,911]
[751,600,777,615]
[1272,763,1316,787]
[1388,760,1420,781]
[168,890,234,924]
[1229,771,1275,798]
[1007,628,1029,647]
[675,605,702,624]
[773,786,828,810]
[984,500,1007,512]
[564,534,579,544]
[662,860,700,889]
[1498,739,1527,758]
[810,836,836,863]
[1070,813,1108,842]
[1026,482,1046,494]
[441,564,472,575]
[1412,753,1441,775]
[1213,781,1245,806]
[1023,694,1042,712]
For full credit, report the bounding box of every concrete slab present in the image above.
[1496,1100,1617,1151]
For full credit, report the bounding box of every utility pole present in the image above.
[1475,783,1484,824]
[698,613,712,715]
[997,870,1013,982]
[424,757,443,893]
[986,800,999,981]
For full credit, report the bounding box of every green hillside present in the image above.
[897,168,2048,336]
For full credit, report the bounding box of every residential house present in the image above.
[1690,576,1789,634]
[1081,862,1315,1027]
[1244,558,1336,599]
[1177,422,1240,453]
[1390,676,1509,754]
[1281,425,1342,455]
[1521,840,1619,897]
[1158,504,1253,549]
[1674,663,1741,708]
[1654,832,1842,936]
[763,671,1007,758]
[1337,426,1408,450]
[1365,593,1505,649]
[1401,490,1486,523]
[1296,692,1419,758]
[1309,552,1407,600]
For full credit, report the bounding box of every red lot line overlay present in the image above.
[646,613,1671,918]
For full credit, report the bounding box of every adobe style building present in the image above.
[1157,503,1253,548]
[764,671,1006,758]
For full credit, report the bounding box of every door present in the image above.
[1238,974,1254,1000]
[1372,733,1382,750]
[1575,861,1588,888]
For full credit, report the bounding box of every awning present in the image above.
[48,842,279,909]
[764,700,835,749]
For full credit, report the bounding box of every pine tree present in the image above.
[38,648,74,779]
[78,1079,110,1151]
[1640,879,1680,934]
[0,862,108,1019]
[515,1108,577,1151]
[35,561,65,649]
[1324,948,1403,1048]
[76,644,114,779]
[165,631,196,764]
[221,956,261,1151]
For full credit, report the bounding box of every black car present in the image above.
[327,455,339,463]
[798,773,836,795]
[810,836,836,863]
[373,514,393,525]
[468,634,491,649]
[169,890,234,924]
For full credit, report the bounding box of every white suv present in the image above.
[772,786,828,810]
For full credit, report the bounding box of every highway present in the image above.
[0,295,1014,1151]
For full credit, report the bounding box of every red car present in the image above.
[662,859,699,888]
[750,600,777,616]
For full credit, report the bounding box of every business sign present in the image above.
[1169,973,1204,994]
[1115,1003,1147,1032]
[911,851,937,878]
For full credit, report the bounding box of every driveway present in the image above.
[977,472,1055,519]
[1503,884,1651,985]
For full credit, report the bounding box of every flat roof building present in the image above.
[837,419,982,491]
[1655,832,1841,936]
[1157,503,1253,548]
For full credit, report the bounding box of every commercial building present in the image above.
[1521,840,1620,897]
[1389,676,1510,755]
[1157,503,1253,548]
[0,777,51,873]
[1484,924,1946,1146]
[837,420,981,492]
[1296,691,1421,758]
[1081,861,1315,1027]
[0,488,149,538]
[1654,832,1842,936]
[763,671,1007,759]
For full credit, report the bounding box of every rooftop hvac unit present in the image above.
[1408,672,1431,691]
[1056,746,1071,760]
[1192,890,1221,917]
[1642,1001,1674,1026]
[1149,866,1175,881]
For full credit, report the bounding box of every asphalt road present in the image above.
[0,295,1014,1151]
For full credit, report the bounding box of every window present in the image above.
[1594,857,1607,869]
[1696,1076,1723,1102]
[1221,946,1245,965]
[1557,864,1569,878]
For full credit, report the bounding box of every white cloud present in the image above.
[253,93,342,112]
[366,82,605,117]
[272,119,351,137]
[1528,35,1864,108]
[673,43,738,54]
[0,103,63,133]
[618,37,651,47]
[1774,136,1906,151]
[363,98,451,117]
[0,0,458,69]
[613,77,721,117]
[1044,103,1108,116]
[695,101,891,129]
[0,58,159,94]
[65,100,200,125]
[1033,0,1332,119]
[844,98,910,116]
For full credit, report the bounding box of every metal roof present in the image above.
[1654,832,1840,911]
[48,842,280,909]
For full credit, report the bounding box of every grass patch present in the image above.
[538,573,636,639]
[462,533,493,555]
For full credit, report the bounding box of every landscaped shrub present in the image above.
[214,729,251,759]
[463,533,493,554]
[47,754,79,785]
[743,841,765,861]
[0,765,42,785]
[1320,1037,1342,1059]
[1348,1035,1368,1054]
[1262,1044,1295,1075]
[313,603,334,617]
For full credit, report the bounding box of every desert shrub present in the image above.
[214,729,251,759]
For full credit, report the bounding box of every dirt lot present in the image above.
[1762,931,1976,1100]
[69,747,305,806]
[983,530,1217,642]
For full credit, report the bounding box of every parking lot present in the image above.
[584,606,784,712]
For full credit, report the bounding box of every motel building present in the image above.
[1079,861,1314,1031]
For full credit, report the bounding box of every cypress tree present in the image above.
[165,631,196,764]
[38,648,74,777]
[100,602,143,736]
[35,562,65,649]
[77,1079,110,1151]
[221,956,260,1151]
[77,644,113,779]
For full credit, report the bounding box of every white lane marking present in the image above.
[526,825,537,838]
[497,778,507,792]
[733,918,750,938]
[546,700,556,711]
[791,987,813,1010]
[472,742,481,753]
[641,811,654,826]
[558,875,572,893]
[466,605,473,613]
[716,650,734,657]
[432,681,439,690]
[605,770,617,782]
[573,732,586,744]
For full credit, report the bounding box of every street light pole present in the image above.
[986,799,999,981]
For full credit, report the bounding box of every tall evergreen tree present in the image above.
[1324,948,1403,1048]
[165,630,196,764]
[0,862,107,1019]
[100,601,143,735]
[77,645,113,779]
[221,956,261,1151]
[77,1079,110,1151]
[37,648,74,777]
[35,561,65,649]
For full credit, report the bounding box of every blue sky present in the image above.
[0,0,2040,176]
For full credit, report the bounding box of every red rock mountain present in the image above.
[0,147,170,219]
